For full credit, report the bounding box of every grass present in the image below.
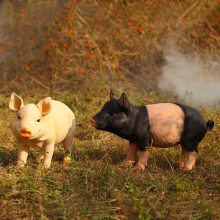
[0,90,220,219]
[0,0,220,219]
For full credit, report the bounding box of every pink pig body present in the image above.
[9,93,76,168]
[147,103,184,147]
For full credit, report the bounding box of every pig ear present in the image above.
[9,92,24,111]
[110,90,116,100]
[37,97,52,115]
[119,92,130,109]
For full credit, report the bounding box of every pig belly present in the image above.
[146,103,184,147]
[55,126,69,143]
[47,100,75,143]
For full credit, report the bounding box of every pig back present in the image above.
[146,103,184,147]
[47,100,75,143]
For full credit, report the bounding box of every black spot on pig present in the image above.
[176,104,214,152]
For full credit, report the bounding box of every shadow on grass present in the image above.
[72,147,126,165]
[0,147,66,167]
[151,155,181,171]
[0,147,16,167]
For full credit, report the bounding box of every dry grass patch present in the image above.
[0,91,219,219]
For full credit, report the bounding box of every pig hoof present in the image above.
[17,161,26,168]
[124,160,135,165]
[36,155,44,163]
[136,163,146,171]
[180,162,195,171]
[120,160,135,167]
[180,165,195,171]
[181,166,193,171]
[44,164,51,169]
[63,156,72,164]
[17,164,25,168]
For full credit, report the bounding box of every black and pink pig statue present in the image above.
[90,91,214,171]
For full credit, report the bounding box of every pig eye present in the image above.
[37,119,40,122]
[17,115,21,120]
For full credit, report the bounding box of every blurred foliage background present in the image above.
[0,0,219,95]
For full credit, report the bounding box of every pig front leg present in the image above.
[136,150,150,170]
[43,142,55,169]
[17,145,29,167]
[180,147,198,171]
[124,142,139,165]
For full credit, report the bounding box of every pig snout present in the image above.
[91,112,108,129]
[19,128,32,138]
[89,118,96,127]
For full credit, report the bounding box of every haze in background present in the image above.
[159,49,220,107]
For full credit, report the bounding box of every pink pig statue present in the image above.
[9,92,76,168]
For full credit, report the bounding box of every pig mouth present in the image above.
[20,133,32,138]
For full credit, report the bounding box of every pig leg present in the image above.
[43,142,55,168]
[63,121,75,164]
[123,142,139,165]
[17,145,29,167]
[180,146,198,171]
[136,150,150,170]
[36,146,45,164]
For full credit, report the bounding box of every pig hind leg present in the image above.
[180,146,198,170]
[180,131,204,170]
[178,104,207,170]
[180,128,207,170]
[36,146,45,164]
[63,120,76,163]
